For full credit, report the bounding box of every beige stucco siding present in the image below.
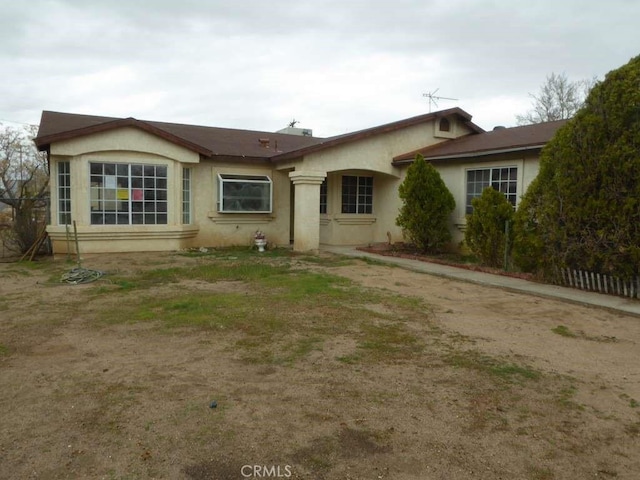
[293,118,475,175]
[429,152,542,245]
[47,128,201,254]
[44,114,499,254]
[296,117,476,246]
[521,155,540,191]
[50,127,200,164]
[192,161,291,248]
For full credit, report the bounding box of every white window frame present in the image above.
[217,173,272,213]
[341,175,373,214]
[465,166,517,214]
[182,167,192,224]
[89,162,168,225]
[57,161,71,225]
[319,178,328,214]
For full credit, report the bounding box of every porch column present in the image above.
[288,170,326,252]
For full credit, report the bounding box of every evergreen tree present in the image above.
[511,176,546,273]
[512,55,640,279]
[464,186,514,268]
[396,154,455,253]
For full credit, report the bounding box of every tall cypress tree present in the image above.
[513,55,640,279]
[396,154,455,253]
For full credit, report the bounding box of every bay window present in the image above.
[90,162,168,225]
[217,174,272,213]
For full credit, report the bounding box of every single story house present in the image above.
[393,118,566,243]
[33,108,565,254]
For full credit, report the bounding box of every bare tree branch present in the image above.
[516,73,595,125]
[0,123,49,253]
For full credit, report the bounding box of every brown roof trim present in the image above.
[393,144,547,165]
[199,154,271,165]
[34,116,214,156]
[271,107,483,162]
[392,120,567,164]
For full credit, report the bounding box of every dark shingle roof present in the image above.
[393,120,567,163]
[34,111,324,159]
[272,107,483,162]
[34,108,483,162]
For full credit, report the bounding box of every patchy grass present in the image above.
[445,350,540,383]
[2,250,638,479]
[294,254,355,267]
[356,321,423,361]
[619,393,639,409]
[551,325,577,337]
[292,427,391,475]
[90,257,431,366]
[551,324,619,343]
[556,384,584,411]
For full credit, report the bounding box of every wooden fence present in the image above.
[557,268,639,299]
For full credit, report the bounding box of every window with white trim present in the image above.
[182,167,191,224]
[466,166,517,214]
[58,161,71,225]
[341,175,373,214]
[217,174,272,213]
[319,178,327,214]
[90,162,168,225]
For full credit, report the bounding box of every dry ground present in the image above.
[0,250,639,480]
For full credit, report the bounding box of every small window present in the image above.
[182,168,191,224]
[466,167,517,214]
[319,179,327,214]
[217,174,272,213]
[439,117,451,132]
[58,161,71,225]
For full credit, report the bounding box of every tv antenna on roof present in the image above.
[423,89,458,112]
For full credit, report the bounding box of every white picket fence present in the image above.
[558,268,639,299]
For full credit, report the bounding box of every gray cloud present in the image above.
[0,0,638,135]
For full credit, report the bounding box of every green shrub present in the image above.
[396,154,455,253]
[512,177,546,273]
[464,186,514,268]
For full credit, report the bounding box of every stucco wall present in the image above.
[51,127,200,164]
[48,128,202,254]
[297,117,476,246]
[45,116,503,254]
[47,126,296,253]
[193,161,291,248]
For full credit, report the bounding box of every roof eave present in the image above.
[272,107,482,162]
[34,117,214,156]
[204,154,271,164]
[392,144,547,165]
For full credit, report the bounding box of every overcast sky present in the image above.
[0,0,638,137]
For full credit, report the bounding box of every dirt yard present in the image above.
[0,251,639,480]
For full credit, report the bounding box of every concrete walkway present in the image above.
[321,246,640,317]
